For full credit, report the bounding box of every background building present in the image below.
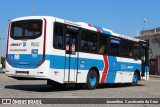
[136,27,160,75]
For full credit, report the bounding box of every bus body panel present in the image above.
[5,16,149,87]
[6,60,50,79]
[102,56,142,83]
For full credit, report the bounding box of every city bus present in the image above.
[5,16,150,89]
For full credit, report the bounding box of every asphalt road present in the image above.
[0,73,160,107]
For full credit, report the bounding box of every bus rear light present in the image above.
[37,72,43,74]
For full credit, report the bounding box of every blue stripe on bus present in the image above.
[93,25,111,35]
[108,56,141,72]
[7,54,143,83]
[46,55,104,70]
[7,54,43,69]
[7,54,141,74]
[106,71,117,83]
[7,54,104,70]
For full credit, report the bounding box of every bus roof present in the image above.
[11,16,145,42]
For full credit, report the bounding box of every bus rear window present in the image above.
[10,20,42,39]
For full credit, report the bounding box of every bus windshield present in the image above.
[10,19,42,39]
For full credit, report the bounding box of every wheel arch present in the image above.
[89,66,100,82]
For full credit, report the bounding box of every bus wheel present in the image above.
[132,72,138,86]
[86,70,98,90]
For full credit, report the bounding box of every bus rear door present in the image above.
[64,26,79,82]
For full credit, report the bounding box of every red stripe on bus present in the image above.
[100,55,109,83]
[38,18,47,66]
[96,28,102,33]
[43,18,47,59]
[88,23,93,27]
[6,22,11,64]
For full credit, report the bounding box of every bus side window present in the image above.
[121,40,133,58]
[110,38,120,56]
[80,30,98,54]
[98,35,107,54]
[81,31,89,52]
[132,43,141,59]
[53,23,64,49]
[89,32,98,53]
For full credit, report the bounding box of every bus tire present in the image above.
[132,72,139,86]
[86,69,98,90]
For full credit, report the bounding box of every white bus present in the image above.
[6,16,150,89]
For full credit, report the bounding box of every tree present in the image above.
[1,57,5,68]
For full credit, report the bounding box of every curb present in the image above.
[149,75,160,78]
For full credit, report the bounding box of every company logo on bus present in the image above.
[23,42,26,47]
[10,42,26,47]
[10,43,22,46]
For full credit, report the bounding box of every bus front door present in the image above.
[141,46,149,80]
[64,28,78,82]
